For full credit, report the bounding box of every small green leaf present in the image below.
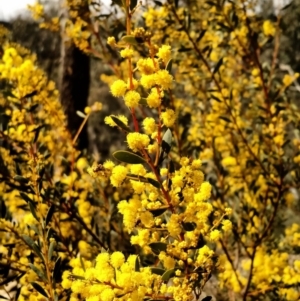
[20,192,33,204]
[28,224,40,235]
[149,206,168,217]
[219,116,231,123]
[213,57,223,74]
[182,222,196,231]
[154,0,163,5]
[29,201,39,222]
[31,282,48,298]
[22,235,44,261]
[52,257,61,284]
[70,274,85,280]
[178,46,192,52]
[14,175,29,183]
[149,242,167,255]
[76,111,87,118]
[80,254,86,272]
[46,227,55,241]
[32,125,44,144]
[28,104,39,112]
[196,29,207,42]
[48,241,55,261]
[147,178,161,189]
[127,173,148,183]
[135,256,140,272]
[29,264,48,282]
[210,94,222,102]
[45,205,55,226]
[130,0,138,10]
[166,59,173,73]
[121,35,138,45]
[23,91,38,99]
[162,269,176,281]
[111,116,131,132]
[113,150,147,164]
[151,268,166,275]
[162,129,172,154]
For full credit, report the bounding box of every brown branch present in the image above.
[242,247,257,301]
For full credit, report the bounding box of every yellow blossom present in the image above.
[161,109,176,127]
[124,90,141,108]
[157,45,171,64]
[263,20,276,36]
[110,79,127,97]
[127,132,150,152]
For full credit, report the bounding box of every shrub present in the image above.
[1,0,300,300]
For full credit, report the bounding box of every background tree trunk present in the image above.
[59,0,90,150]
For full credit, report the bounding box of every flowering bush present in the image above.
[1,0,300,300]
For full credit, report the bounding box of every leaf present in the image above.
[147,178,161,189]
[135,256,140,272]
[127,173,148,183]
[196,29,207,43]
[113,150,147,164]
[281,1,293,10]
[28,104,39,112]
[149,242,167,255]
[153,0,163,6]
[213,57,223,74]
[201,297,212,301]
[166,59,173,73]
[22,235,43,261]
[32,125,44,144]
[219,116,231,123]
[182,222,196,231]
[14,175,29,183]
[151,268,166,275]
[111,116,131,132]
[29,201,39,222]
[52,257,62,284]
[121,35,138,45]
[46,227,55,241]
[162,129,172,154]
[31,282,48,298]
[45,205,55,226]
[19,192,33,204]
[178,46,192,52]
[48,241,55,261]
[76,111,87,118]
[206,0,216,6]
[80,254,86,272]
[210,94,222,102]
[149,206,168,217]
[29,264,48,282]
[23,91,38,99]
[162,269,176,281]
[69,274,85,280]
[130,0,138,10]
[28,224,40,235]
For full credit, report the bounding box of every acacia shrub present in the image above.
[0,0,300,301]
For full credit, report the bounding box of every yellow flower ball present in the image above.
[110,79,127,97]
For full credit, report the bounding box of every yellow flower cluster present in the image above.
[63,254,161,301]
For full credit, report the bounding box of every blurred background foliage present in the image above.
[2,0,300,158]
